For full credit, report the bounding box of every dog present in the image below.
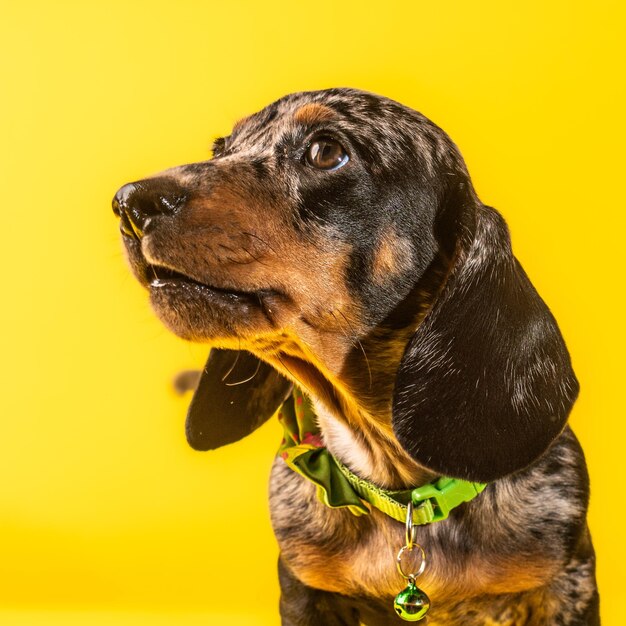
[112,88,599,625]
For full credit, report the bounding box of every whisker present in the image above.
[224,357,261,386]
[242,231,280,256]
[226,256,256,265]
[221,350,241,382]
[215,240,269,266]
[276,353,306,389]
[242,246,270,266]
[336,309,372,389]
[330,310,359,349]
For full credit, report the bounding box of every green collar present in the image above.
[278,388,487,525]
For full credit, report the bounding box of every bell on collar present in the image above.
[393,580,430,621]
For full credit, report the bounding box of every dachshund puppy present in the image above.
[113,89,599,625]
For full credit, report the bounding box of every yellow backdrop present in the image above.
[1,1,623,624]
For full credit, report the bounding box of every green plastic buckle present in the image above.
[411,479,487,523]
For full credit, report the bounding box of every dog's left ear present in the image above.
[392,204,579,482]
[186,349,292,451]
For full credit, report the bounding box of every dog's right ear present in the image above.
[186,349,292,451]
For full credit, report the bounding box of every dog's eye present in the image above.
[305,138,349,170]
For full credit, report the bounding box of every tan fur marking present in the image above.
[293,103,336,125]
[284,525,558,602]
[372,227,414,284]
[475,557,559,595]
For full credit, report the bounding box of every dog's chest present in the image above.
[268,455,570,622]
[269,457,411,597]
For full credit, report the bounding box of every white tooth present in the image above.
[151,278,165,287]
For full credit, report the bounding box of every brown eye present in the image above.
[305,138,349,170]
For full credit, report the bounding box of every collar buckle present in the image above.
[411,478,487,523]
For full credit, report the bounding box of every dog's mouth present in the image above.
[145,263,268,303]
[120,235,288,340]
[147,264,218,290]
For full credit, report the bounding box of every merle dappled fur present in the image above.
[113,88,598,624]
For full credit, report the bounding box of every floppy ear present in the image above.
[392,205,579,482]
[186,349,292,451]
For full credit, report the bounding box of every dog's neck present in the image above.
[252,324,435,490]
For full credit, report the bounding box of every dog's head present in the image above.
[113,88,578,483]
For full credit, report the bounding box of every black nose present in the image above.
[112,179,186,238]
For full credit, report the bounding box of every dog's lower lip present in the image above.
[146,265,261,299]
[147,265,219,290]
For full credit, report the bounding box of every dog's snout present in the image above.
[112,179,186,238]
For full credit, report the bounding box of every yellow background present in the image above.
[1,1,623,624]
